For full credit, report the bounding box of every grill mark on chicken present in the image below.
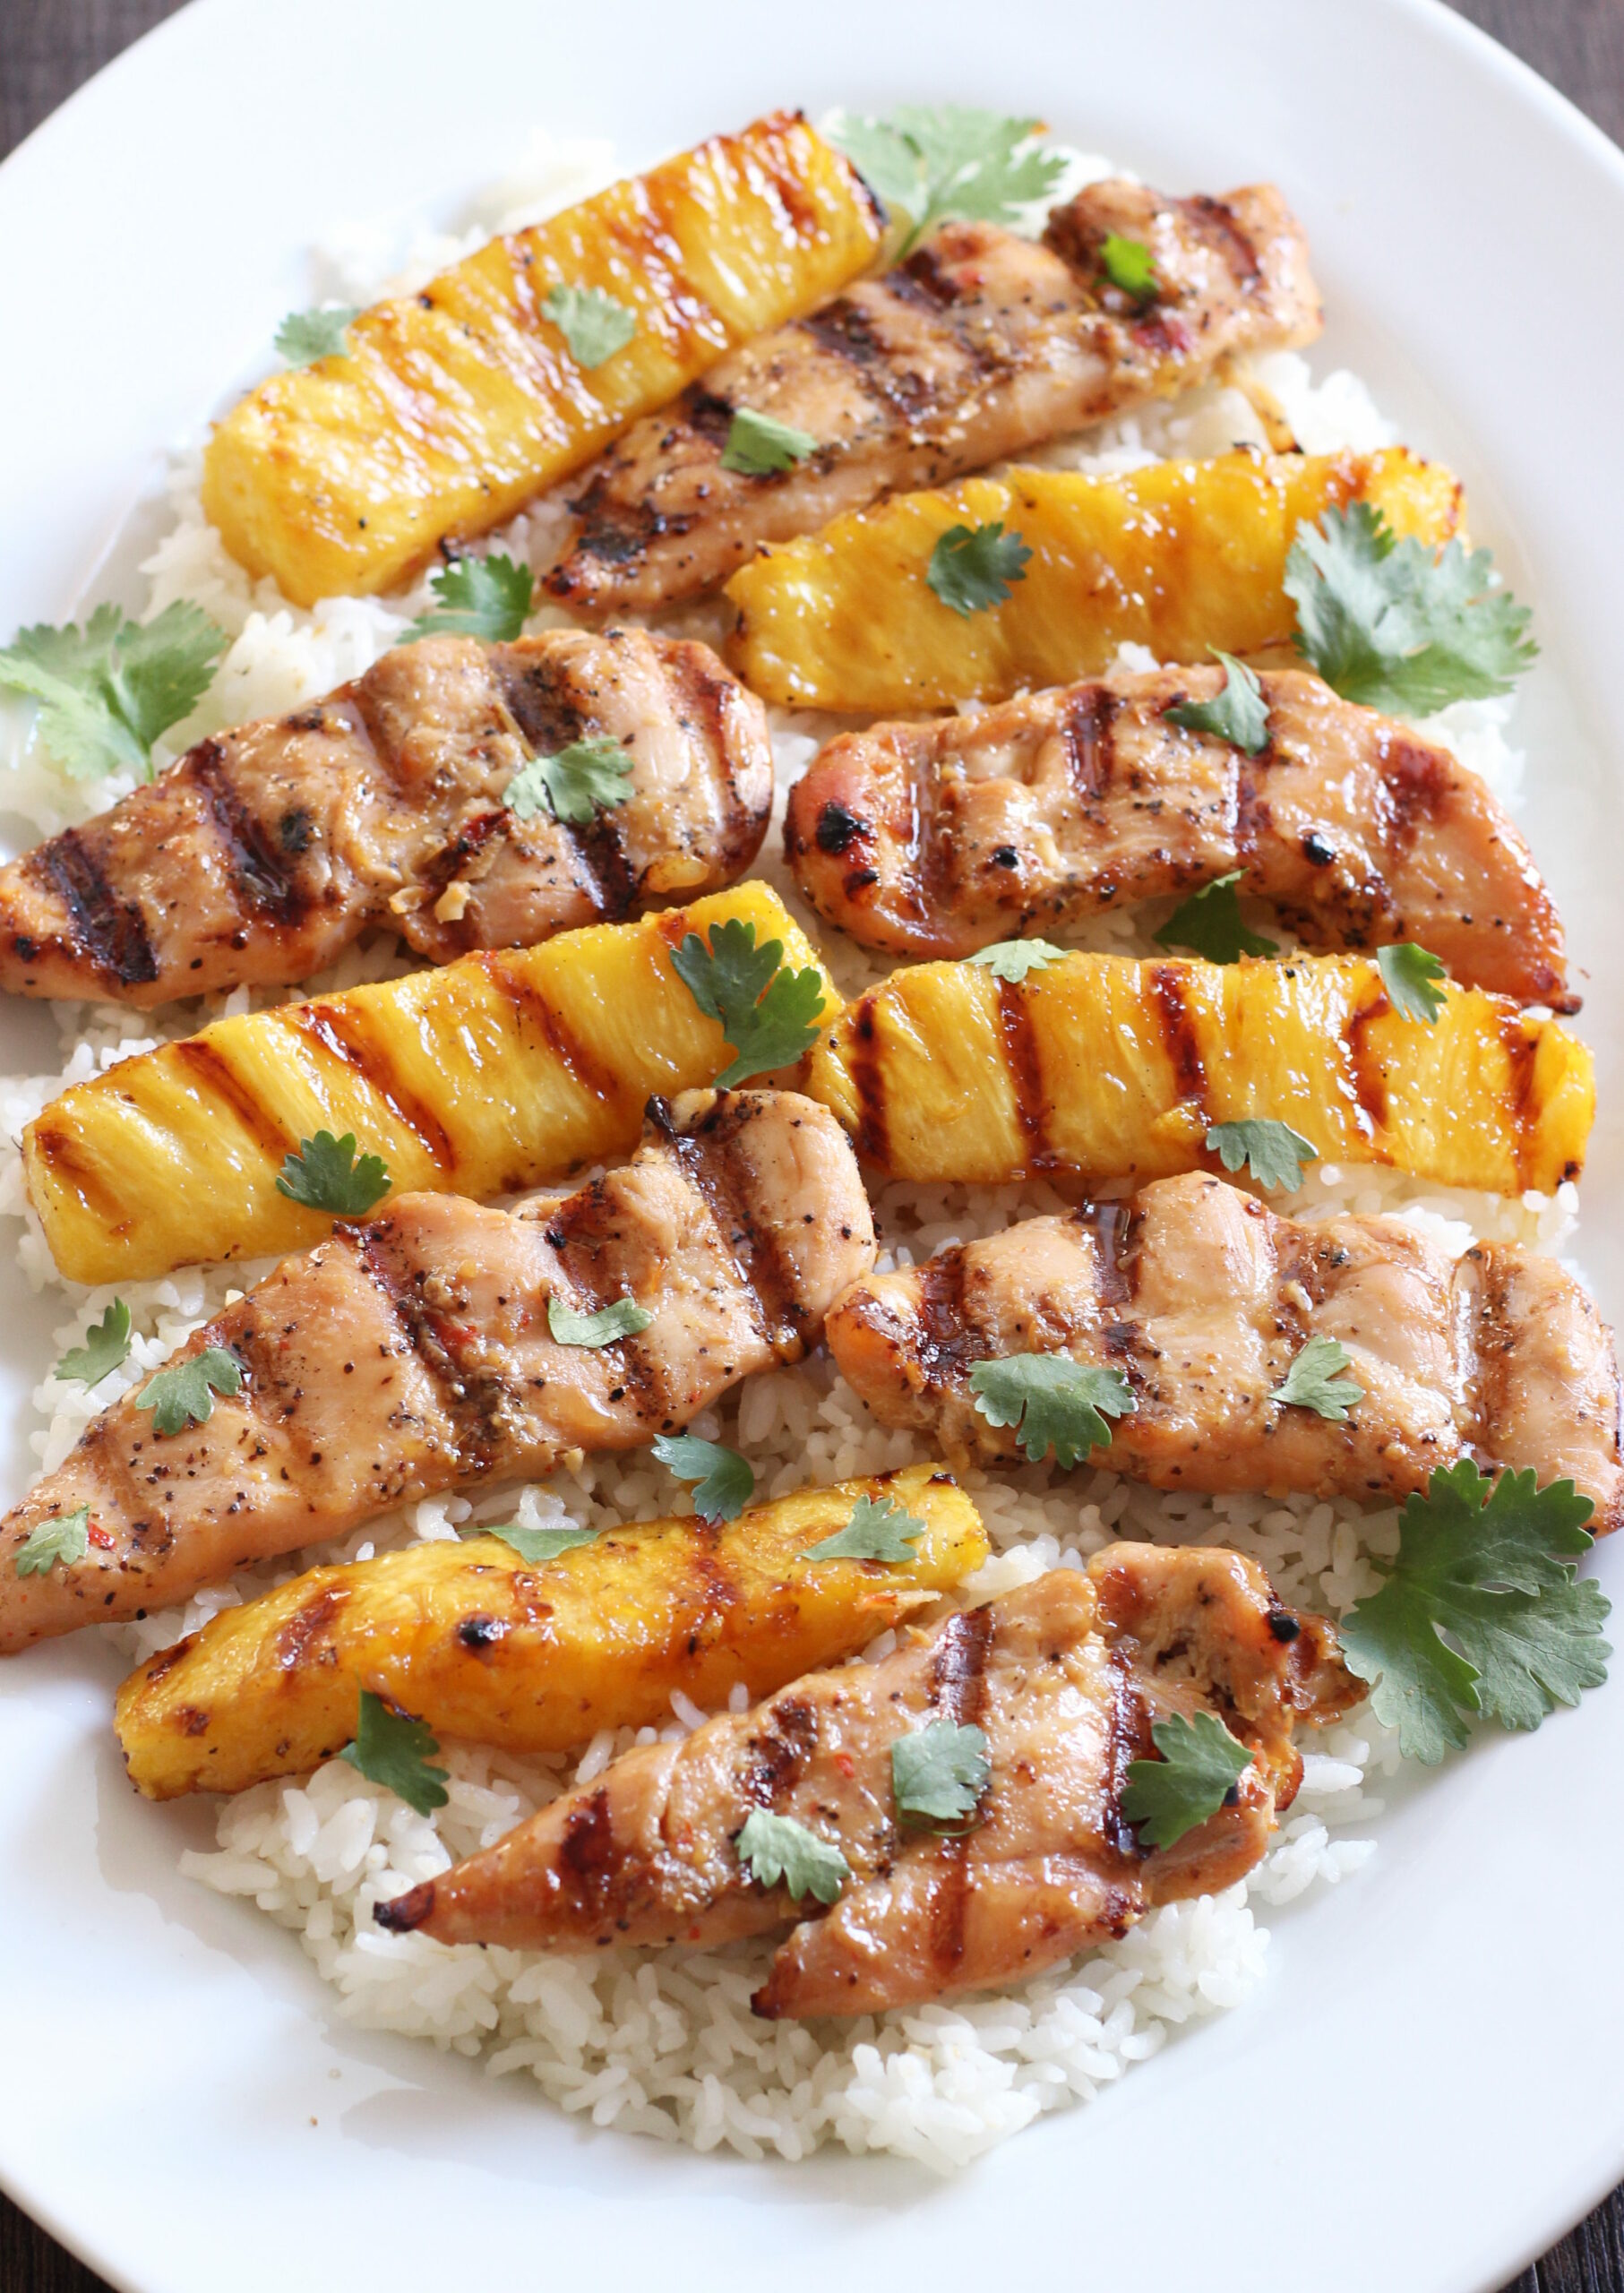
[288,1003,458,1170]
[376,1557,1362,2016]
[643,1095,802,1352]
[0,631,773,1008]
[825,1171,1624,1527]
[30,830,159,989]
[189,739,306,923]
[0,1089,876,1653]
[538,178,1322,616]
[784,666,1573,1007]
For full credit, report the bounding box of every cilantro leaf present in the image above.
[1100,232,1157,302]
[1164,651,1270,755]
[55,1298,132,1387]
[542,282,637,369]
[669,916,828,1087]
[829,107,1066,254]
[650,1431,755,1524]
[135,1346,243,1437]
[1273,1335,1364,1421]
[892,1719,991,1825]
[720,408,818,477]
[1152,870,1278,963]
[926,520,1032,616]
[1378,940,1448,1024]
[457,1520,598,1564]
[15,1506,90,1578]
[275,305,360,365]
[1205,1118,1318,1192]
[968,1353,1136,1470]
[801,1494,926,1565]
[0,601,226,783]
[504,735,635,826]
[1340,1461,1610,1765]
[340,1689,450,1815]
[1285,502,1536,714]
[735,1808,850,1904]
[967,939,1068,981]
[404,552,535,643]
[275,1129,391,1217]
[546,1294,655,1348]
[1121,1711,1253,1848]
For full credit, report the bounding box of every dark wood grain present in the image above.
[0,1,1620,2288]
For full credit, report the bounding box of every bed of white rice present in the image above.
[0,134,1577,2172]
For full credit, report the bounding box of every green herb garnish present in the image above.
[891,1720,991,1825]
[275,305,361,366]
[926,520,1032,616]
[546,1295,655,1348]
[340,1689,450,1815]
[1152,870,1278,963]
[1377,941,1448,1024]
[670,917,828,1087]
[967,939,1068,981]
[1273,1335,1364,1422]
[968,1354,1136,1469]
[720,408,818,477]
[55,1299,132,1387]
[1100,232,1157,301]
[14,1506,90,1578]
[504,735,636,826]
[650,1432,756,1524]
[404,552,535,644]
[275,1130,391,1217]
[542,283,637,369]
[735,1808,850,1903]
[1164,651,1269,755]
[456,1521,599,1564]
[0,601,225,783]
[135,1347,243,1436]
[801,1494,926,1564]
[1205,1119,1318,1192]
[1122,1712,1253,1848]
[828,107,1066,254]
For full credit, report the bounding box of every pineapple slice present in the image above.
[202,113,883,605]
[25,882,837,1286]
[726,447,1462,710]
[806,951,1592,1198]
[114,1464,986,1799]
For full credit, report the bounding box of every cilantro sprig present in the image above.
[735,1808,850,1903]
[275,305,360,366]
[504,736,635,826]
[926,520,1032,616]
[650,1431,755,1524]
[457,1520,598,1564]
[969,1354,1136,1469]
[829,107,1067,255]
[15,1507,90,1578]
[340,1689,450,1815]
[1205,1119,1318,1193]
[670,917,828,1087]
[547,1295,655,1348]
[275,1130,391,1218]
[967,939,1067,981]
[1153,870,1278,963]
[55,1299,132,1388]
[1273,1335,1364,1422]
[1339,1461,1610,1765]
[720,408,818,477]
[892,1720,991,1825]
[404,553,535,644]
[1378,941,1448,1024]
[542,283,637,369]
[1122,1712,1253,1848]
[1285,502,1535,714]
[136,1347,243,1436]
[1164,651,1270,756]
[801,1494,926,1564]
[0,601,226,784]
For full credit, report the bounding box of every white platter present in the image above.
[2,1,1623,2286]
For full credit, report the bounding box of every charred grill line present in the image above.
[923,1602,995,1976]
[290,1004,459,1170]
[189,740,308,924]
[171,1037,296,1166]
[32,829,159,987]
[645,1096,803,1353]
[996,979,1050,1159]
[540,1179,668,1422]
[351,1228,511,1473]
[1102,1646,1152,1859]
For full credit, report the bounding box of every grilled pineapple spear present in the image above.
[806,951,1592,1197]
[24,881,836,1286]
[115,1465,987,1800]
[202,112,884,605]
[726,447,1461,710]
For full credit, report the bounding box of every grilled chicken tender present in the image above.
[541,177,1321,616]
[0,1089,874,1654]
[826,1172,1624,1527]
[376,1552,1360,2018]
[786,666,1572,1009]
[0,631,772,1009]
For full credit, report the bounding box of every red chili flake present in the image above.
[833,1751,855,1778]
[87,1524,115,1550]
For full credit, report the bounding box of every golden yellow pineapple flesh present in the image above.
[726,447,1463,711]
[24,881,838,1287]
[202,112,884,605]
[114,1464,987,1799]
[807,951,1592,1198]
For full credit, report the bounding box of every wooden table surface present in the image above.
[3,0,1623,2285]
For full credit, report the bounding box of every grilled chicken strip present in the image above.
[827,1172,1624,1527]
[377,1551,1360,2017]
[0,630,772,1009]
[540,178,1321,616]
[786,666,1572,1007]
[0,1089,874,1653]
